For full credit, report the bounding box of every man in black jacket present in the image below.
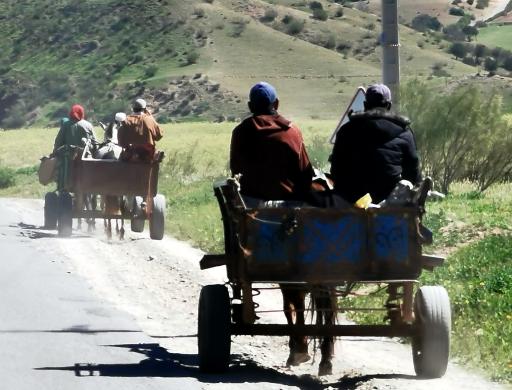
[330,84,421,204]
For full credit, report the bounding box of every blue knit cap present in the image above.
[249,82,277,106]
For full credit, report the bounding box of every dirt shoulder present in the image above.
[6,198,508,390]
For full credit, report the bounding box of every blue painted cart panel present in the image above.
[243,207,421,282]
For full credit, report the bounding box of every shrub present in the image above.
[261,8,278,22]
[143,65,158,79]
[462,55,477,65]
[323,33,336,49]
[336,40,352,53]
[411,14,442,32]
[312,8,328,21]
[282,14,293,24]
[1,102,27,129]
[185,51,199,65]
[443,23,466,41]
[484,56,498,72]
[474,43,489,59]
[400,81,512,193]
[309,1,323,10]
[449,41,469,59]
[193,7,205,18]
[0,165,16,189]
[286,19,305,35]
[449,7,465,16]
[476,0,489,9]
[503,55,512,71]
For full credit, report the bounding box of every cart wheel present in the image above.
[44,192,59,229]
[149,194,165,240]
[130,196,145,233]
[198,284,231,373]
[412,286,451,378]
[57,192,73,237]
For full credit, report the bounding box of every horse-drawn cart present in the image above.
[44,143,166,240]
[198,178,450,378]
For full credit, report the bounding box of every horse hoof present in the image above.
[318,360,333,376]
[286,352,311,367]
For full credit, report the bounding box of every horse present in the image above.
[281,285,337,376]
[280,172,338,376]
[95,121,125,240]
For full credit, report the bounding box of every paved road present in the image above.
[1,198,508,390]
[0,200,201,390]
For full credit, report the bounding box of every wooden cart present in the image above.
[44,143,166,240]
[198,178,450,378]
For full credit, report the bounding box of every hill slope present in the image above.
[0,0,475,127]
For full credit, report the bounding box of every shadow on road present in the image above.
[0,325,141,335]
[16,222,93,239]
[35,342,418,389]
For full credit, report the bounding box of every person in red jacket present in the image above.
[230,82,314,202]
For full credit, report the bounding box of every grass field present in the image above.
[0,122,510,382]
[478,24,512,50]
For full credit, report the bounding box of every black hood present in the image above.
[348,108,411,143]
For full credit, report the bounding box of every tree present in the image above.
[484,56,498,72]
[449,42,469,59]
[449,7,465,16]
[474,44,489,61]
[443,24,466,41]
[309,1,323,10]
[411,14,442,32]
[503,55,512,71]
[462,25,478,41]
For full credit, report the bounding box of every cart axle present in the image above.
[231,323,416,337]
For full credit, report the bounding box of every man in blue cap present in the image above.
[330,83,421,203]
[230,82,325,371]
[230,81,314,201]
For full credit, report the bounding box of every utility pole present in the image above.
[381,0,400,107]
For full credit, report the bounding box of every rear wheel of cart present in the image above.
[412,286,451,378]
[130,196,145,233]
[44,192,59,229]
[149,194,165,240]
[57,191,73,237]
[198,284,231,373]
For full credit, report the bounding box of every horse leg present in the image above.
[85,194,95,233]
[119,218,125,240]
[317,287,336,376]
[281,285,310,366]
[106,219,112,240]
[76,193,84,230]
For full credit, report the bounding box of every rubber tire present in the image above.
[198,284,231,373]
[149,194,165,240]
[130,196,145,233]
[44,192,59,229]
[57,192,73,237]
[412,286,451,378]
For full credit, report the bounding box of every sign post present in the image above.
[381,0,400,107]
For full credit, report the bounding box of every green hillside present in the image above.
[478,24,512,50]
[0,0,476,127]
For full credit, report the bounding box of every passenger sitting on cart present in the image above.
[230,81,314,206]
[230,82,336,375]
[53,104,97,190]
[118,98,163,162]
[330,84,421,204]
